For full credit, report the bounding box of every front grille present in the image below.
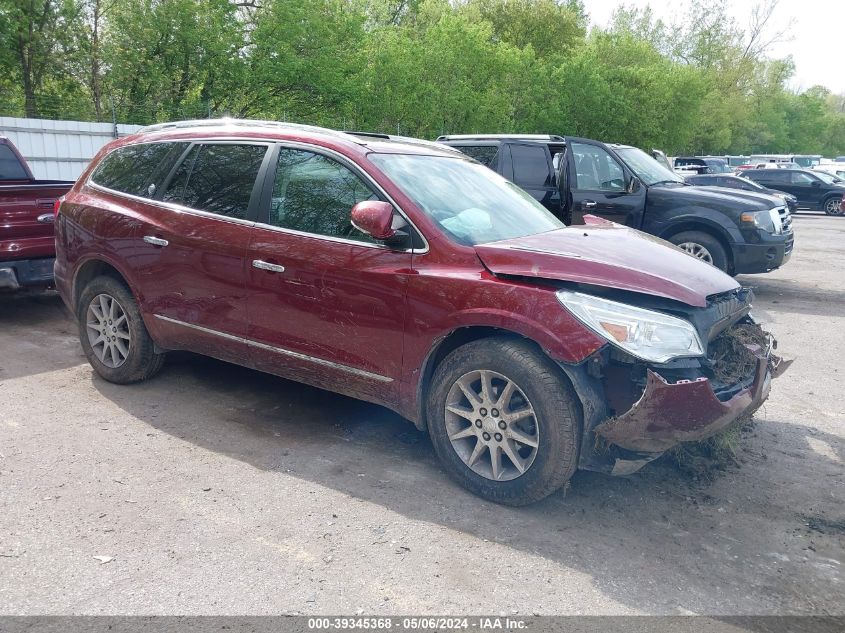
[778,206,792,233]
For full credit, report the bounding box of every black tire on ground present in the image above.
[426,337,581,506]
[822,196,843,216]
[76,275,165,384]
[668,230,730,273]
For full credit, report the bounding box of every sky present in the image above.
[586,0,844,95]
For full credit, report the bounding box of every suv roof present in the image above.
[436,134,565,142]
[130,119,460,158]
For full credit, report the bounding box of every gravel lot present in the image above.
[1,213,843,615]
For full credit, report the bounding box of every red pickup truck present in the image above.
[0,137,74,290]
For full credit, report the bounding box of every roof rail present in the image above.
[137,118,361,142]
[436,134,565,142]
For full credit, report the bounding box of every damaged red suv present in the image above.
[54,120,788,505]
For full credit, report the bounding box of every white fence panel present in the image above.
[0,117,143,181]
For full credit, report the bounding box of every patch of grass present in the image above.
[660,415,755,480]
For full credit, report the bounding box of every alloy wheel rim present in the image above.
[444,369,539,481]
[85,293,131,368]
[825,198,842,214]
[678,242,714,264]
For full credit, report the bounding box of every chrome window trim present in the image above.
[85,137,430,253]
[154,314,393,383]
[256,140,430,254]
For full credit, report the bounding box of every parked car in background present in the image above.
[750,154,821,168]
[813,164,845,180]
[835,156,845,163]
[438,134,793,275]
[54,119,788,505]
[685,173,798,213]
[673,156,732,175]
[0,137,74,291]
[743,168,845,215]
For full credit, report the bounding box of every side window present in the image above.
[91,142,188,197]
[459,145,499,169]
[571,143,625,192]
[509,144,550,188]
[161,143,267,219]
[791,171,815,185]
[267,148,379,242]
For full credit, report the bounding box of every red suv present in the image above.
[54,120,787,505]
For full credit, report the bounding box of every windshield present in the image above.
[615,147,684,185]
[705,159,732,173]
[370,153,563,246]
[814,171,840,184]
[794,156,820,167]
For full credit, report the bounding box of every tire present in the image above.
[668,230,729,272]
[77,275,165,384]
[822,196,843,216]
[426,337,581,506]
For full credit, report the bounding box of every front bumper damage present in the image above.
[562,314,791,476]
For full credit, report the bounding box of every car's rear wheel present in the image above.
[669,230,729,272]
[426,337,581,506]
[823,196,843,216]
[77,276,165,383]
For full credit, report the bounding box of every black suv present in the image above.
[743,169,844,215]
[437,134,794,275]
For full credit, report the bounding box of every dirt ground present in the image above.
[1,213,843,616]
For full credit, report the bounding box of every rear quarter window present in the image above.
[457,145,500,169]
[91,142,188,197]
[0,144,29,180]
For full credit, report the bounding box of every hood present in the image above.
[475,224,739,308]
[692,186,786,207]
[648,183,773,212]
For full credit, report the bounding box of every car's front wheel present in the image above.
[669,230,729,272]
[77,275,165,384]
[426,337,581,505]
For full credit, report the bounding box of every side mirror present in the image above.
[626,176,642,194]
[351,201,396,240]
[810,180,821,187]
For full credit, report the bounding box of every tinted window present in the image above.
[749,170,788,184]
[162,143,267,219]
[674,158,704,167]
[0,145,28,180]
[458,145,500,168]
[510,144,550,187]
[268,149,378,242]
[791,171,816,185]
[571,142,626,191]
[92,142,188,197]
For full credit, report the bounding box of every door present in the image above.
[506,143,560,214]
[787,171,824,207]
[245,145,412,405]
[128,141,271,362]
[566,139,643,225]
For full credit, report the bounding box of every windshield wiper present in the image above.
[650,179,685,186]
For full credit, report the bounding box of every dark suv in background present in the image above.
[743,169,844,215]
[437,134,793,275]
[673,157,732,175]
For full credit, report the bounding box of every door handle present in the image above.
[37,213,54,223]
[252,260,285,273]
[143,235,169,247]
[582,200,597,209]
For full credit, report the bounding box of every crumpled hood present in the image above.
[475,224,740,308]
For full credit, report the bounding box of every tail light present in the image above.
[53,195,65,217]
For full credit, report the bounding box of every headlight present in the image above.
[557,291,704,363]
[740,208,782,234]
